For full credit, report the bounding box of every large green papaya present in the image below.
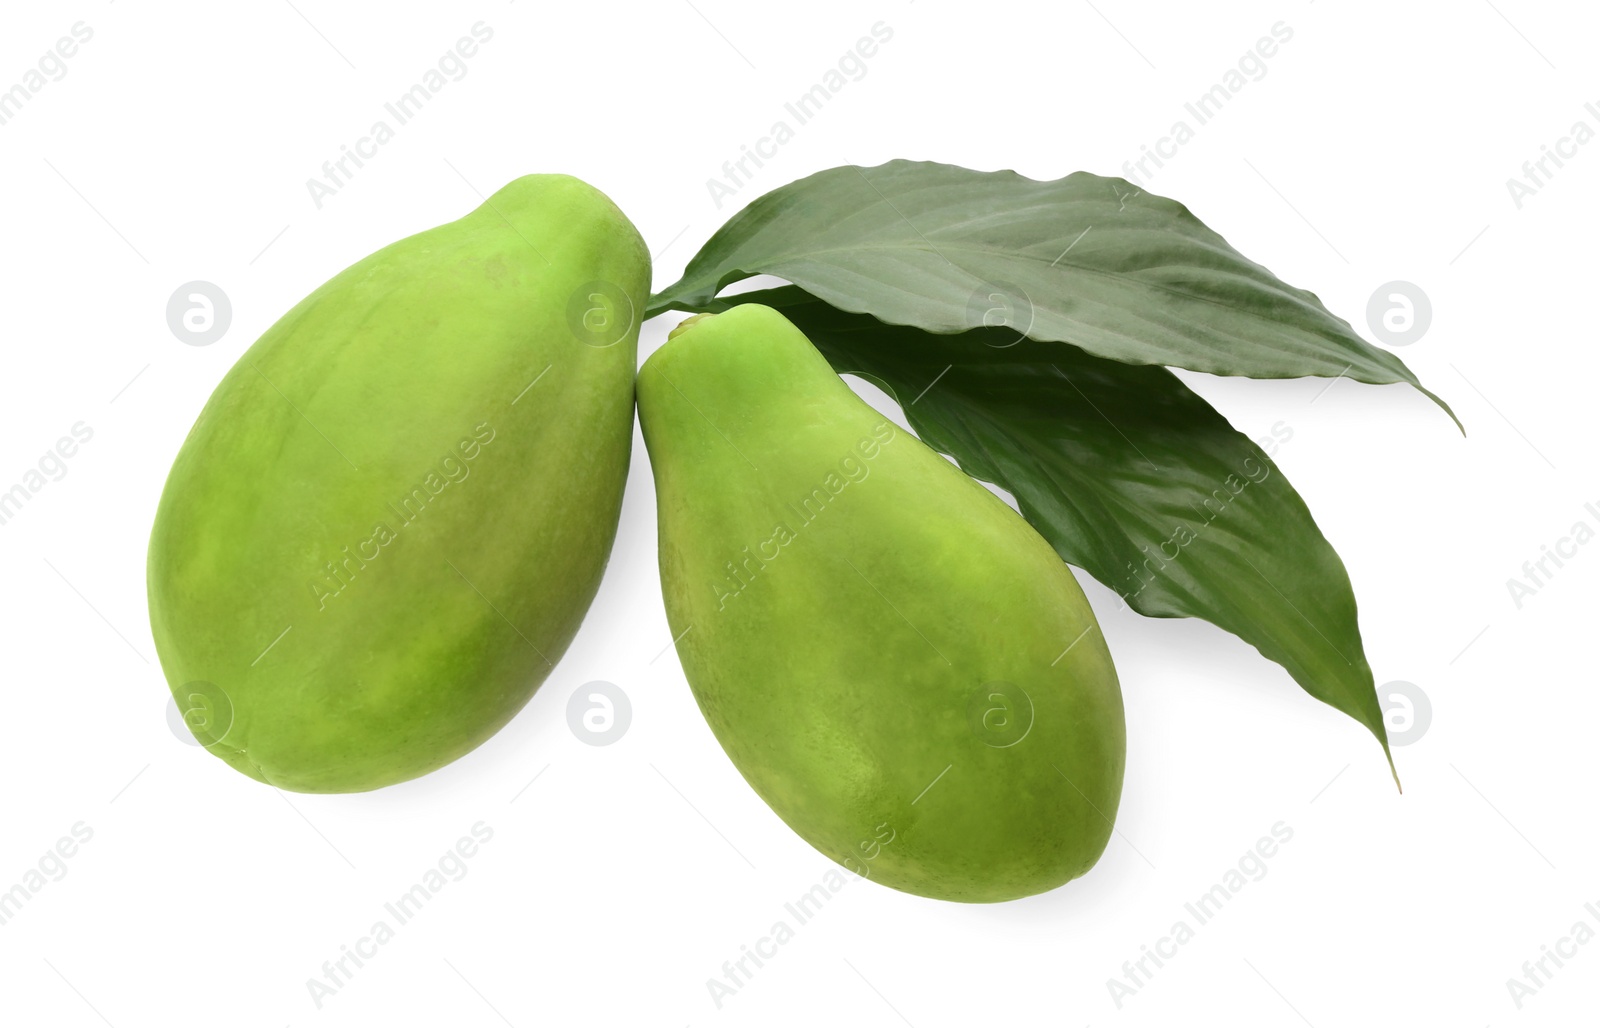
[637,304,1126,902]
[149,174,648,793]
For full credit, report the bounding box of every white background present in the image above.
[1,1,1595,1025]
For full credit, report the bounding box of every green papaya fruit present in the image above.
[148,174,649,793]
[637,304,1126,902]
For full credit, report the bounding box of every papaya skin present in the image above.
[638,304,1126,902]
[148,174,649,793]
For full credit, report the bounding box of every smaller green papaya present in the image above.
[638,304,1126,902]
[148,174,649,793]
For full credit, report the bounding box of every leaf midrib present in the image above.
[689,239,1367,355]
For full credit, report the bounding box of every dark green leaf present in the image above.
[731,286,1396,776]
[651,160,1454,428]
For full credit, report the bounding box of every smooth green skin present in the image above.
[148,175,649,793]
[638,305,1126,902]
